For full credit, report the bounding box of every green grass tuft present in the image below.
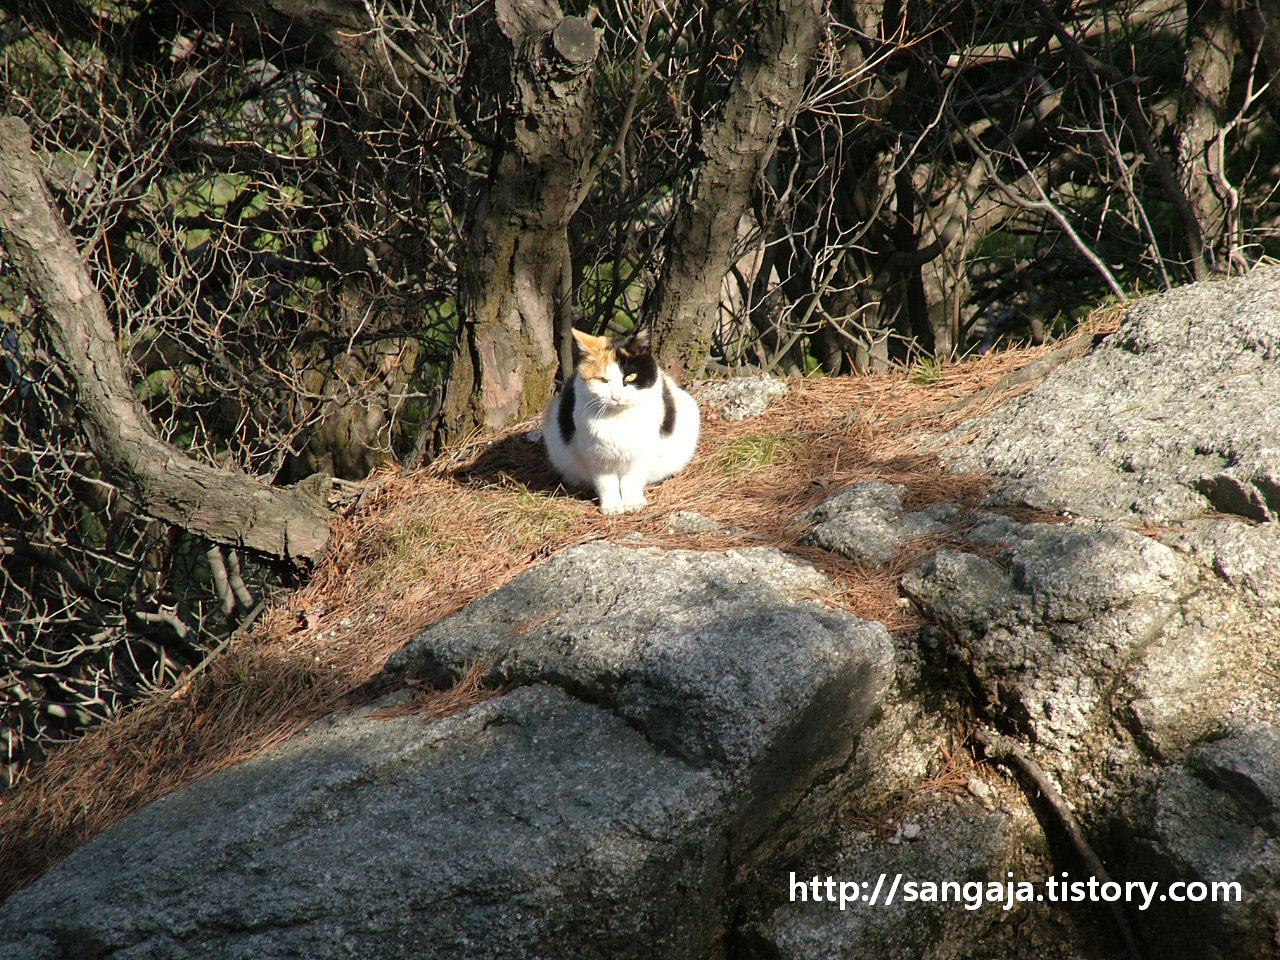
[909,356,944,385]
[714,434,797,474]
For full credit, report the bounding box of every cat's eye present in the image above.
[594,376,609,383]
[624,373,637,383]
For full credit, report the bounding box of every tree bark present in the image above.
[0,117,330,565]
[643,0,823,382]
[436,1,600,445]
[1175,0,1239,273]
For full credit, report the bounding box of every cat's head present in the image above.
[571,328,658,409]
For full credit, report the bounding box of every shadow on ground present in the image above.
[452,431,578,499]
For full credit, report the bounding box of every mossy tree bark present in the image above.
[0,117,330,565]
[436,2,600,446]
[641,0,823,382]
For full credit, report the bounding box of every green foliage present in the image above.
[909,357,943,386]
[714,434,796,474]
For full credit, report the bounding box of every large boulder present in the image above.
[1127,725,1280,960]
[1,686,728,960]
[387,544,892,828]
[940,268,1280,523]
[0,545,893,960]
[744,269,1280,959]
[737,797,1086,960]
[901,515,1201,760]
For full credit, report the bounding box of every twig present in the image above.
[207,545,235,617]
[572,6,660,212]
[1030,0,1207,279]
[226,550,256,610]
[974,727,1145,960]
[135,609,191,640]
[945,100,1124,300]
[165,601,266,702]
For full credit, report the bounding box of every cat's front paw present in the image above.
[600,496,645,515]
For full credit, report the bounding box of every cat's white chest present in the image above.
[577,402,657,468]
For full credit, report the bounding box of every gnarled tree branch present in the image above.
[0,116,330,565]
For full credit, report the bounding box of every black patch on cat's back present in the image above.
[557,376,576,444]
[615,339,658,390]
[660,378,676,437]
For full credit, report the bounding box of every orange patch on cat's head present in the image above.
[571,329,616,380]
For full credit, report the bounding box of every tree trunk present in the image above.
[436,2,600,445]
[643,0,823,382]
[0,117,330,565]
[1175,0,1239,273]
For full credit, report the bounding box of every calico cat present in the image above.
[543,327,699,515]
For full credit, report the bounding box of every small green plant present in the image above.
[491,480,577,546]
[909,356,944,386]
[714,434,797,474]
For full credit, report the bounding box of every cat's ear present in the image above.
[571,328,610,354]
[616,328,651,356]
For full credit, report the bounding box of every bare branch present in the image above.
[0,117,330,564]
[1032,0,1209,279]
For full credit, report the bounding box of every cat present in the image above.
[543,327,699,515]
